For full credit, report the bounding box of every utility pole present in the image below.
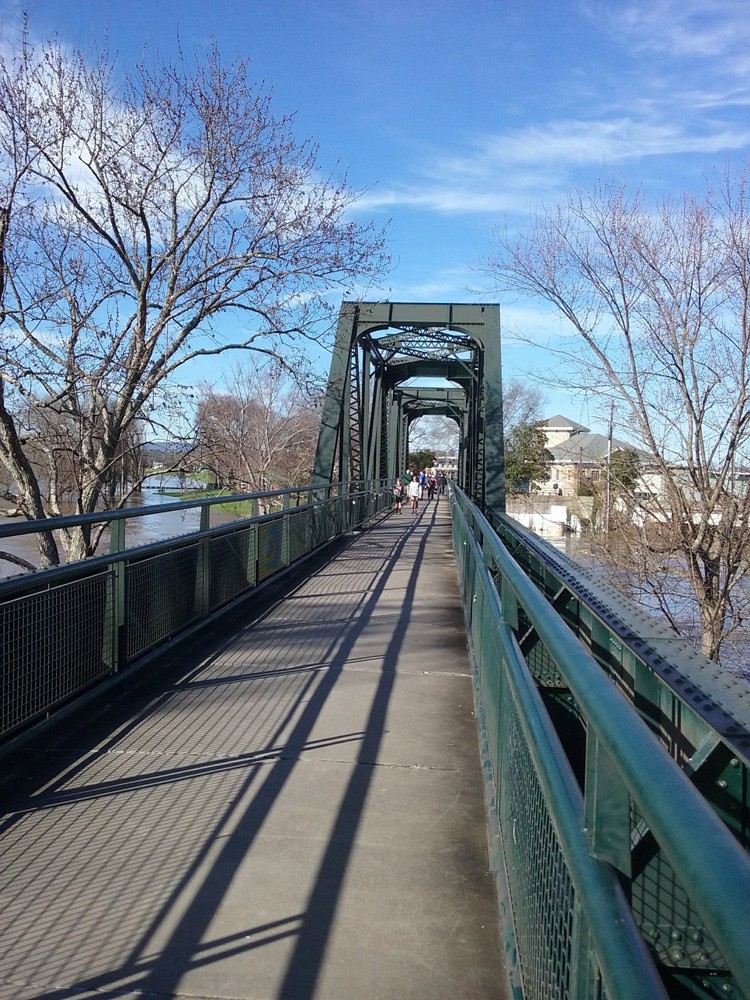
[604,401,614,539]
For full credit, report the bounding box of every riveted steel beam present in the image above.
[312,301,504,510]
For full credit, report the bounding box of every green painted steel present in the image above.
[311,301,505,511]
[4,471,750,999]
[491,513,750,832]
[452,487,750,1000]
[0,481,391,743]
[489,513,750,999]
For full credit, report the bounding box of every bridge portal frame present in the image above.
[312,301,505,511]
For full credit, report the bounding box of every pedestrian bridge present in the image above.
[0,482,748,1000]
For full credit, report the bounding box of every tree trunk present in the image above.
[697,555,726,662]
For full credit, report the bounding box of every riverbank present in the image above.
[505,494,594,537]
[159,488,254,517]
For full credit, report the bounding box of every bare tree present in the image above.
[503,378,546,434]
[0,34,387,566]
[197,360,320,502]
[486,173,750,662]
[408,415,459,457]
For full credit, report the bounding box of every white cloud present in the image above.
[398,267,478,301]
[351,4,750,223]
[351,113,750,220]
[446,119,750,172]
[353,183,543,216]
[596,0,750,110]
[609,0,750,59]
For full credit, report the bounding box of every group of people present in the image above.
[392,469,448,513]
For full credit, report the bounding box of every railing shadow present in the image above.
[0,505,435,999]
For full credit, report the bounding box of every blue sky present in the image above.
[3,0,750,432]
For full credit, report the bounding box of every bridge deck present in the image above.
[0,501,506,1000]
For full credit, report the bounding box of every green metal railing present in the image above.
[0,480,390,743]
[451,487,750,1000]
[4,478,749,998]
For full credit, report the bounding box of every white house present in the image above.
[535,415,642,496]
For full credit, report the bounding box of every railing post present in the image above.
[244,519,257,588]
[106,518,127,672]
[282,510,291,567]
[584,732,632,877]
[196,506,212,618]
[200,505,211,533]
[198,536,211,619]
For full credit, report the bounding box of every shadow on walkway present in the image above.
[0,501,505,1000]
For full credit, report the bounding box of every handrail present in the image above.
[455,498,667,1000]
[0,482,386,600]
[0,479,381,540]
[0,480,391,745]
[453,486,750,996]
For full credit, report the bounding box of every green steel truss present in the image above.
[312,301,505,510]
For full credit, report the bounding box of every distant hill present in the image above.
[143,440,194,464]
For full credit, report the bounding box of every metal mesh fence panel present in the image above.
[0,573,112,738]
[629,800,731,983]
[526,636,567,688]
[474,591,503,783]
[209,527,256,611]
[327,501,343,539]
[499,693,576,1000]
[352,493,367,524]
[127,545,201,659]
[0,483,388,745]
[257,519,285,580]
[289,509,312,564]
[309,503,328,548]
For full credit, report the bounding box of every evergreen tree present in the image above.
[505,424,552,493]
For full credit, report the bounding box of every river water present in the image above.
[0,482,239,580]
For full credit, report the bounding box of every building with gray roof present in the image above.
[536,417,641,496]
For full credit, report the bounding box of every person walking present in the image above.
[392,478,405,513]
[407,476,421,513]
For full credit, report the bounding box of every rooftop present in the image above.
[548,431,638,463]
[539,414,590,433]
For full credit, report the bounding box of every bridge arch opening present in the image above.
[311,301,504,511]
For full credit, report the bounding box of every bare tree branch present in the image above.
[0,36,388,566]
[486,173,750,662]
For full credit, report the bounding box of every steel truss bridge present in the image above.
[312,301,503,510]
[0,302,748,1000]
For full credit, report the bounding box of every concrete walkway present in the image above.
[0,500,506,1000]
